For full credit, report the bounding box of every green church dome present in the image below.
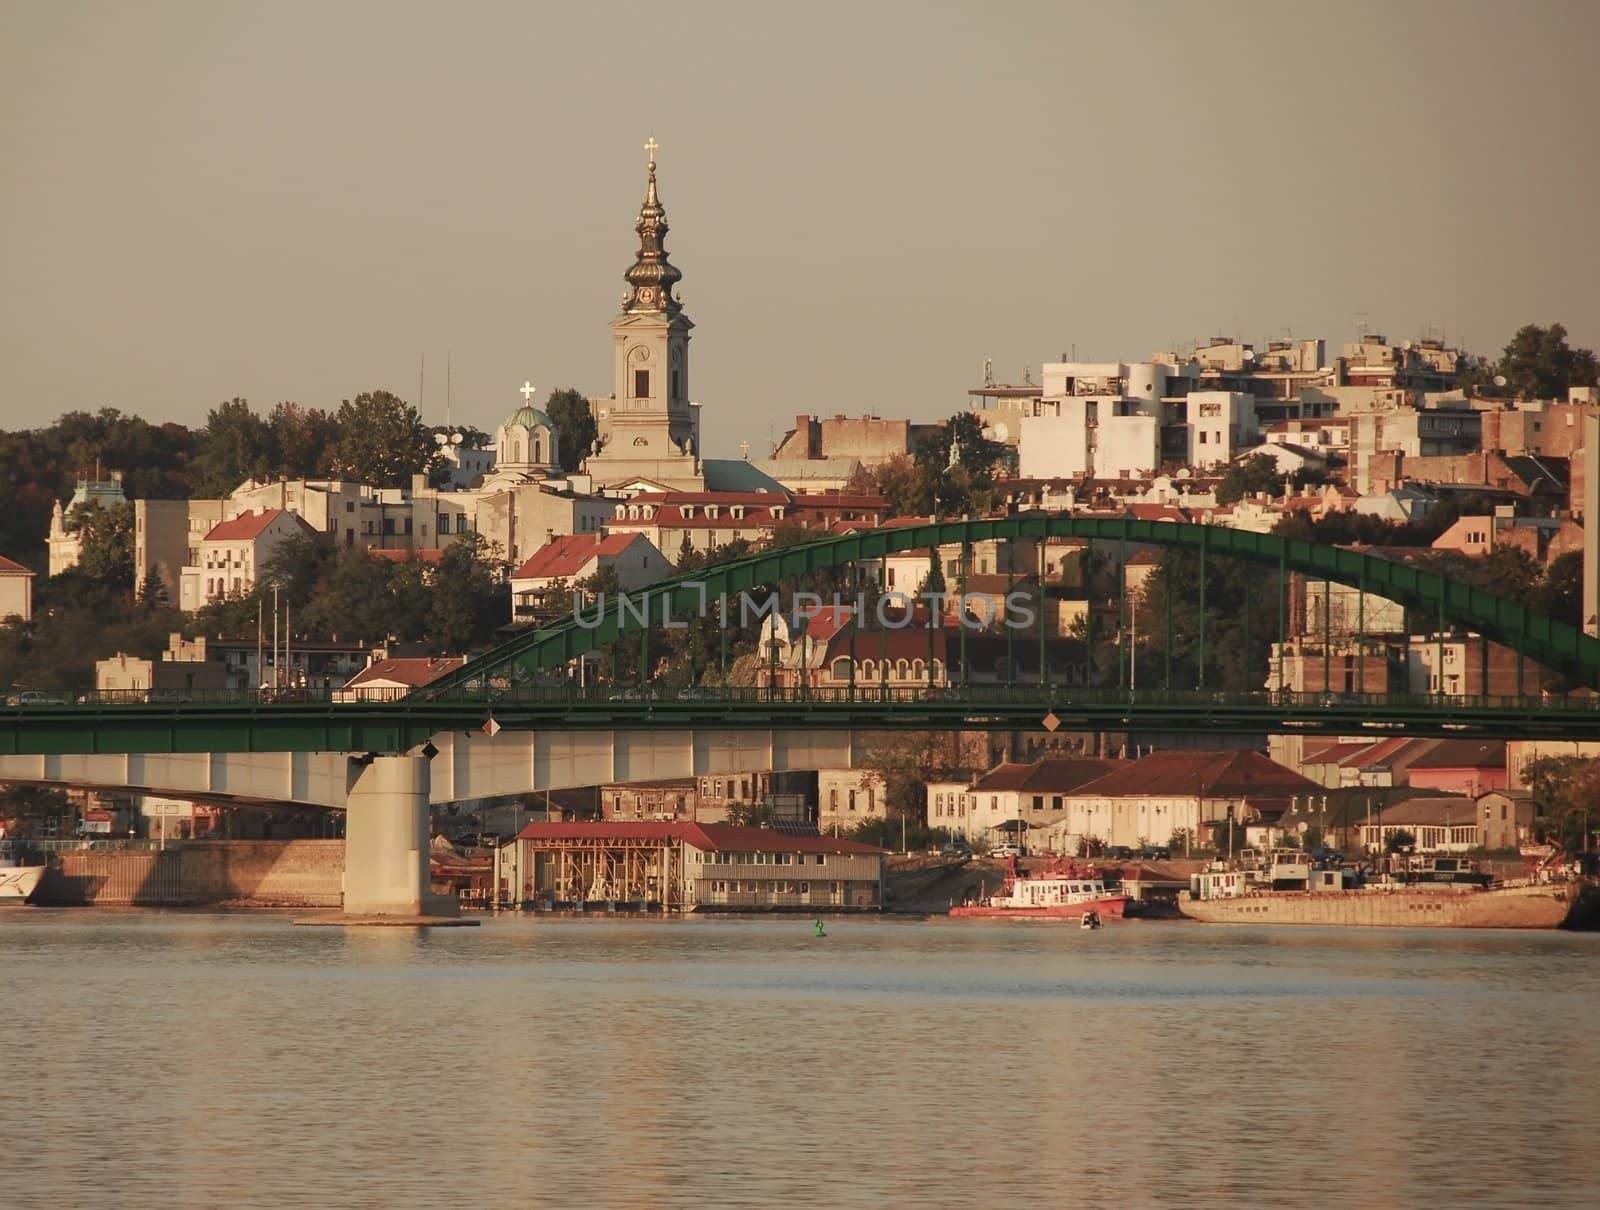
[503,404,555,432]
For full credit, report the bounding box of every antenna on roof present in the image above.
[419,352,425,413]
[446,348,452,430]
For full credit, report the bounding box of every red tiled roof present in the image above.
[1407,739,1506,770]
[511,820,885,855]
[510,533,642,580]
[367,548,444,565]
[1124,504,1191,522]
[799,605,855,643]
[1337,737,1416,768]
[203,509,311,542]
[973,758,1127,794]
[344,656,466,688]
[0,555,33,574]
[1069,750,1320,799]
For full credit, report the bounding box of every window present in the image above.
[634,369,650,398]
[848,791,857,812]
[671,369,681,398]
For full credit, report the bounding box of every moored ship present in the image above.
[950,857,1130,920]
[1182,854,1598,930]
[0,837,46,904]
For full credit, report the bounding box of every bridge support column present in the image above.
[342,754,456,919]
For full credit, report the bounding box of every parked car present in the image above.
[1139,844,1171,861]
[11,690,70,706]
[1104,845,1136,861]
[990,842,1023,859]
[939,841,973,858]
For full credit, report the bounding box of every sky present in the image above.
[1,0,1596,457]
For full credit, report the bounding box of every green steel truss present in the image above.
[425,518,1600,694]
[6,521,1599,757]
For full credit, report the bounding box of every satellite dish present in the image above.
[1493,375,1508,388]
[1402,339,1413,351]
[1242,350,1255,362]
[451,432,464,446]
[434,432,449,446]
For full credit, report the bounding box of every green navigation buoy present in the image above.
[813,918,827,938]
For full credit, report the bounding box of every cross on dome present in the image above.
[644,136,659,169]
[520,381,537,401]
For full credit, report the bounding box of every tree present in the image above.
[1209,816,1247,855]
[846,453,931,517]
[1497,323,1598,401]
[913,414,1007,517]
[1216,453,1285,505]
[545,389,598,473]
[261,532,334,612]
[1529,552,1583,627]
[300,549,400,642]
[855,730,966,823]
[1385,829,1416,854]
[428,534,508,653]
[268,402,339,480]
[1522,755,1600,851]
[327,391,437,487]
[196,398,273,495]
[74,501,134,591]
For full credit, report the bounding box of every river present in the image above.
[4,912,1597,1208]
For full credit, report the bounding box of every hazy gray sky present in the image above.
[2,0,1596,456]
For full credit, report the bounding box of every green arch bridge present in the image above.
[3,520,1598,755]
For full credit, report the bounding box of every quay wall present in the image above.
[39,841,344,907]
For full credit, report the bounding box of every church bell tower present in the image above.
[597,137,699,481]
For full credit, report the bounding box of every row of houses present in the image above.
[926,749,1541,855]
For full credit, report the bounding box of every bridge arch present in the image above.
[425,519,1600,694]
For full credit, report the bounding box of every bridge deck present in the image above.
[4,686,1599,755]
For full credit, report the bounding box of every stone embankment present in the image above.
[38,840,343,907]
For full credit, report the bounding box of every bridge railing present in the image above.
[6,683,1597,715]
[413,682,1599,714]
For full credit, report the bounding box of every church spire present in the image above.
[623,136,683,315]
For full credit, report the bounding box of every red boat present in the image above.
[949,857,1130,920]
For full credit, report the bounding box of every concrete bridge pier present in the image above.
[318,752,470,925]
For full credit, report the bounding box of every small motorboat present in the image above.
[1080,909,1101,930]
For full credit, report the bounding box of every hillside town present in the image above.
[2,149,1597,885]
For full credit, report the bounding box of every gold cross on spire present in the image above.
[644,136,659,169]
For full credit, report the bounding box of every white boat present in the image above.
[0,838,45,904]
[950,857,1130,920]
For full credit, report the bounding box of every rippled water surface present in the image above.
[3,912,1598,1208]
